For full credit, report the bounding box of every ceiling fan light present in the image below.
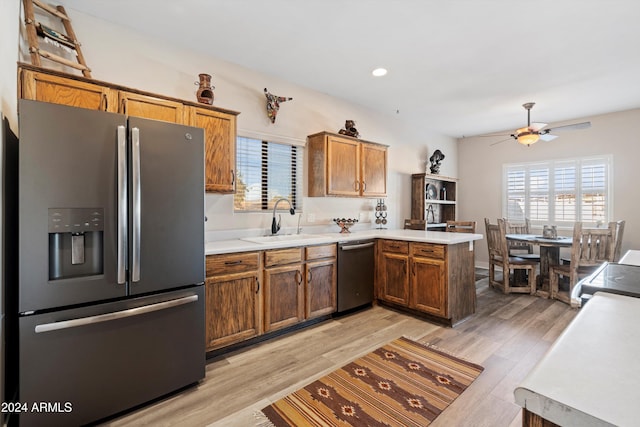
[517,132,539,146]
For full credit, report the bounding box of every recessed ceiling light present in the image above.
[372,68,388,77]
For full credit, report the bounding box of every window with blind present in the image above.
[234,136,303,212]
[503,155,612,227]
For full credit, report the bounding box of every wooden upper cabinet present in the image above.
[189,107,237,193]
[307,132,387,197]
[361,142,387,197]
[19,68,116,112]
[19,64,240,194]
[327,135,361,196]
[118,91,185,123]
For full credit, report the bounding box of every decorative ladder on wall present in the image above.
[22,0,92,77]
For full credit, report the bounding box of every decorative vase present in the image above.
[195,73,215,105]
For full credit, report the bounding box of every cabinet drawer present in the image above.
[264,248,303,267]
[206,252,259,277]
[306,244,337,260]
[380,240,409,254]
[411,242,445,260]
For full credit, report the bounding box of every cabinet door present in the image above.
[190,107,237,193]
[205,272,262,351]
[264,264,305,332]
[410,257,447,317]
[305,259,337,319]
[20,68,116,112]
[361,143,387,197]
[119,91,185,123]
[327,136,360,196]
[378,252,410,306]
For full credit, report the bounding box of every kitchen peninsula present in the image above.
[205,229,482,352]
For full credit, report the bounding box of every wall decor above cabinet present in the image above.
[307,131,387,198]
[18,64,239,193]
[264,88,292,123]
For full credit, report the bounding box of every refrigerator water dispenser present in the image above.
[48,208,104,280]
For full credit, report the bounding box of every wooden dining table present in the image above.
[506,233,573,296]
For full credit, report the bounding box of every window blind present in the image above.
[503,155,612,226]
[234,136,303,212]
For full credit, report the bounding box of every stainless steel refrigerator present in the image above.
[15,100,206,427]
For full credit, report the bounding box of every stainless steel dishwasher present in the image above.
[337,239,375,313]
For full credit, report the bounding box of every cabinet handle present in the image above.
[231,170,235,186]
[413,262,416,276]
[295,270,302,285]
[307,270,312,283]
[256,277,260,294]
[362,181,367,192]
[121,98,127,115]
[225,260,242,265]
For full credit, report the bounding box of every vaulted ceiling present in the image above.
[58,0,640,138]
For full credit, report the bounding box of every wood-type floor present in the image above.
[100,275,577,427]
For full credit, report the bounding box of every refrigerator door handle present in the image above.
[34,295,199,333]
[131,127,141,283]
[117,125,127,284]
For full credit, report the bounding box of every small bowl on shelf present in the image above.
[333,218,358,233]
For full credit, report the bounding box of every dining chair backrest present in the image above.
[505,218,534,254]
[404,219,426,230]
[550,221,617,304]
[613,220,626,262]
[569,221,617,270]
[484,218,502,260]
[446,220,476,233]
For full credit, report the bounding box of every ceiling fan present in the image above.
[489,102,591,146]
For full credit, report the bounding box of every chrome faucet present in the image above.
[271,198,295,235]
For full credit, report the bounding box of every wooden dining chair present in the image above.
[485,218,538,294]
[445,220,476,233]
[613,220,626,262]
[550,221,617,304]
[504,218,540,262]
[404,219,426,230]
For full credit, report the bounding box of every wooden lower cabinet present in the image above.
[264,262,305,332]
[264,244,337,332]
[379,252,410,305]
[205,252,262,351]
[410,256,446,317]
[306,258,337,319]
[376,239,475,325]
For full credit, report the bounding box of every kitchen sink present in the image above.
[240,233,326,244]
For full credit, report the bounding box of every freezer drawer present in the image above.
[17,286,205,427]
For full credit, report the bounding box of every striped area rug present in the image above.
[258,336,483,427]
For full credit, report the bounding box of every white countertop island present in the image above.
[514,292,640,427]
[205,228,483,255]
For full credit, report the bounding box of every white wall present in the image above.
[20,6,456,238]
[458,108,640,267]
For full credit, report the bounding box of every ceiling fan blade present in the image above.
[476,132,512,137]
[529,122,548,132]
[544,121,591,134]
[539,133,558,142]
[490,136,515,146]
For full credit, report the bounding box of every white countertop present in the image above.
[205,229,483,255]
[514,292,640,427]
[619,249,640,267]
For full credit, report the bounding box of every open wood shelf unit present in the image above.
[411,173,458,230]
